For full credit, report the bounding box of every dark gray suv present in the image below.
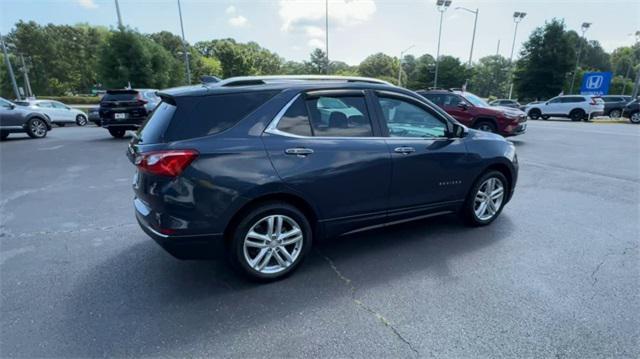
[0,97,52,140]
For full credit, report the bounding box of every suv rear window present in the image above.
[137,102,176,144]
[163,90,278,142]
[102,92,138,102]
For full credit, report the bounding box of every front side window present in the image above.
[37,102,53,108]
[52,102,67,109]
[378,97,447,138]
[307,96,373,137]
[444,95,462,107]
[548,97,562,104]
[0,98,12,108]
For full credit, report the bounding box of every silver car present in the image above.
[16,100,88,126]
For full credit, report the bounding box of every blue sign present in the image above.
[580,72,612,95]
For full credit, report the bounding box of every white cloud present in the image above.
[279,0,376,48]
[76,0,98,9]
[225,5,236,15]
[229,15,248,27]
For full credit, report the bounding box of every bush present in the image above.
[38,96,100,105]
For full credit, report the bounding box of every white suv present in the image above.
[525,95,605,121]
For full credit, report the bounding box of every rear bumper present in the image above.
[135,198,226,260]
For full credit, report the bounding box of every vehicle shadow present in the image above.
[0,134,39,142]
[57,214,513,357]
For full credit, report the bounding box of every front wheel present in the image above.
[231,202,312,281]
[528,109,541,120]
[474,120,497,133]
[462,171,508,226]
[26,118,48,138]
[609,109,622,119]
[108,128,126,138]
[76,115,88,126]
[629,112,640,124]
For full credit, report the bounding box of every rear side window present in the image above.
[277,97,312,136]
[138,102,176,144]
[165,91,278,141]
[307,96,373,137]
[102,92,138,102]
[562,96,585,103]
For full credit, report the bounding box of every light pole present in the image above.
[1,32,21,101]
[507,11,526,99]
[569,22,591,94]
[177,0,192,84]
[398,45,415,86]
[433,0,452,89]
[19,54,33,98]
[114,0,124,30]
[325,0,329,74]
[456,7,478,67]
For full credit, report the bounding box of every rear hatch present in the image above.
[99,90,148,122]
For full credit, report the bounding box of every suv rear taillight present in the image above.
[135,150,198,177]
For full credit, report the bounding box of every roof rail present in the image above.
[213,75,393,87]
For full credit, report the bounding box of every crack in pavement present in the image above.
[319,250,420,357]
[590,242,639,298]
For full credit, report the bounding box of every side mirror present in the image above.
[457,102,468,110]
[449,123,467,138]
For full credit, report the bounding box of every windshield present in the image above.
[458,92,489,107]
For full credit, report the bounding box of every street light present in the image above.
[455,7,479,67]
[569,22,592,94]
[398,45,415,86]
[433,0,452,88]
[1,32,21,101]
[177,0,192,84]
[507,11,526,99]
[114,0,124,30]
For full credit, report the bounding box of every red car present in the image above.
[417,90,527,137]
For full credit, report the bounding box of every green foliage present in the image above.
[404,54,435,90]
[514,19,575,100]
[434,56,468,89]
[469,55,510,98]
[305,48,329,74]
[358,52,397,79]
[195,39,282,78]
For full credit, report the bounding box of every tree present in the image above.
[434,56,468,89]
[513,19,575,100]
[469,55,510,98]
[358,52,397,81]
[305,48,329,74]
[565,31,611,73]
[405,54,435,90]
[195,39,282,78]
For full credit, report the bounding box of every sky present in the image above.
[1,0,639,65]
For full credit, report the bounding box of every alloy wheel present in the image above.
[630,112,640,124]
[243,214,303,274]
[473,177,505,221]
[31,119,47,137]
[609,109,622,119]
[478,123,494,132]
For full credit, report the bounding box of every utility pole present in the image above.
[325,0,329,74]
[20,54,33,98]
[114,0,124,30]
[1,32,21,101]
[398,45,415,86]
[456,7,478,67]
[434,0,452,88]
[632,66,640,99]
[496,39,500,56]
[177,0,191,84]
[569,22,592,94]
[507,11,526,99]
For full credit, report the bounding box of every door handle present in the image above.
[285,148,314,156]
[394,146,416,154]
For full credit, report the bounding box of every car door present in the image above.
[51,101,74,122]
[372,91,470,219]
[0,98,24,126]
[441,93,474,126]
[34,101,57,121]
[262,90,392,236]
[542,97,563,115]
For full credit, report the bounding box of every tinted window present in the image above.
[306,96,372,137]
[137,102,176,144]
[102,92,138,102]
[276,97,312,136]
[423,93,444,106]
[36,102,53,108]
[563,96,584,103]
[52,102,67,109]
[378,97,447,138]
[548,97,562,104]
[602,97,619,103]
[0,98,12,108]
[165,90,278,141]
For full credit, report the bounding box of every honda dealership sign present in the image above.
[580,72,612,96]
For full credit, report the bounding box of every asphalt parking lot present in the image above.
[1,120,639,358]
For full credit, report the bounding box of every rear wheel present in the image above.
[230,202,312,281]
[570,109,585,122]
[630,111,640,124]
[473,120,497,133]
[528,109,541,120]
[26,118,48,138]
[76,115,88,126]
[609,109,622,119]
[108,128,126,138]
[462,171,508,226]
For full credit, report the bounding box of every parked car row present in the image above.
[14,99,88,126]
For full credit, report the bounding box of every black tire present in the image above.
[26,118,48,138]
[570,109,585,122]
[609,109,622,119]
[528,109,541,120]
[628,111,640,124]
[0,131,8,140]
[473,120,497,133]
[57,123,66,127]
[230,202,312,281]
[108,128,126,138]
[541,115,550,120]
[461,170,508,227]
[76,115,88,126]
